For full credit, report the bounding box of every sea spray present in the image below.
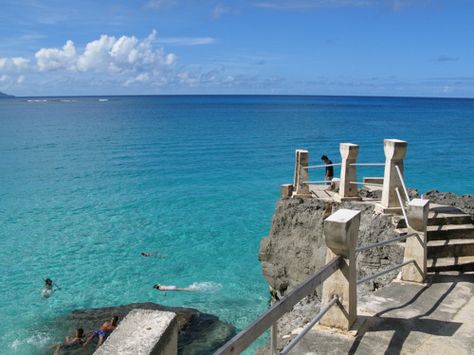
[187,282,223,292]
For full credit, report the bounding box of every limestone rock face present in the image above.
[259,198,404,300]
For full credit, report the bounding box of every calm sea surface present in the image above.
[0,95,473,353]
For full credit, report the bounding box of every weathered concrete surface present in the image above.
[95,309,177,355]
[424,191,474,220]
[289,272,474,355]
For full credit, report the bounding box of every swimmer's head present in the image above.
[45,278,53,286]
[77,328,84,338]
[111,316,118,326]
[153,284,160,289]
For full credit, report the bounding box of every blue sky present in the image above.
[0,0,473,97]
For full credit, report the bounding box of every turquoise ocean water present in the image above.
[0,95,473,354]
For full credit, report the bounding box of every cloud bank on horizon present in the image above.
[0,0,473,97]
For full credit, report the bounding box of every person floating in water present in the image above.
[141,251,167,259]
[52,328,85,354]
[153,283,196,292]
[42,278,58,298]
[83,316,119,349]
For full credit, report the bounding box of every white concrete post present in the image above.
[338,143,361,201]
[293,149,311,197]
[320,209,360,331]
[402,198,429,283]
[379,139,408,213]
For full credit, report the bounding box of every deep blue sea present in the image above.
[0,95,473,354]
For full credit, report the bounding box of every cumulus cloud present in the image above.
[34,30,177,75]
[35,40,76,71]
[0,57,30,72]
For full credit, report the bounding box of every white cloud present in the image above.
[146,0,175,9]
[254,0,372,10]
[35,40,76,71]
[0,57,30,72]
[34,30,177,75]
[157,37,216,46]
[212,4,230,19]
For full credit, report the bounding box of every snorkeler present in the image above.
[52,328,85,354]
[153,284,196,292]
[42,278,59,298]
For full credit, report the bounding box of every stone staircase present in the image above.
[395,204,474,272]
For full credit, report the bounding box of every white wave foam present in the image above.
[10,332,53,351]
[187,282,222,292]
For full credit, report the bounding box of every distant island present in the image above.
[0,91,14,98]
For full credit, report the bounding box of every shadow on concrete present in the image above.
[348,275,466,355]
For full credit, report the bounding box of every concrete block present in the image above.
[94,309,178,355]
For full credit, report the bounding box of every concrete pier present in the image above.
[378,139,408,214]
[338,143,361,201]
[293,149,311,198]
[321,209,361,331]
[402,198,430,283]
[94,309,178,355]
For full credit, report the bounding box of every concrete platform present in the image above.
[289,273,474,355]
[94,309,178,355]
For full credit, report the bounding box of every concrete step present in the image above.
[427,256,474,273]
[427,238,474,258]
[396,224,474,240]
[394,206,472,228]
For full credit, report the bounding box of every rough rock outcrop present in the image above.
[424,190,474,220]
[53,302,235,355]
[259,198,403,299]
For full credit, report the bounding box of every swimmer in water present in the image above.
[83,316,119,349]
[42,278,58,298]
[153,283,196,292]
[141,251,167,259]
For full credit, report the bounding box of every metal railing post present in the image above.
[338,143,361,201]
[402,199,429,283]
[270,322,278,354]
[320,209,360,331]
[377,139,408,214]
[293,149,311,197]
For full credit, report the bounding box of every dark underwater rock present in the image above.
[54,302,236,355]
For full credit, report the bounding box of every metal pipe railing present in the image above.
[349,163,385,166]
[279,295,339,355]
[395,187,413,230]
[214,257,341,355]
[304,163,341,169]
[355,232,417,253]
[357,259,414,285]
[349,181,384,187]
[395,165,410,203]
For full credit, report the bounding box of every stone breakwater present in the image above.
[258,190,473,348]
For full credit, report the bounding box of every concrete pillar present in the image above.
[94,309,178,355]
[320,209,360,331]
[293,149,311,197]
[378,139,408,214]
[338,143,361,201]
[402,198,429,283]
[280,184,293,199]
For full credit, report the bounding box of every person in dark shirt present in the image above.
[321,155,335,189]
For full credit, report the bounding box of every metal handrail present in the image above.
[357,259,414,284]
[349,181,383,187]
[395,165,410,203]
[395,187,413,230]
[279,295,339,355]
[355,232,417,253]
[349,163,385,166]
[304,163,341,169]
[214,257,342,355]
